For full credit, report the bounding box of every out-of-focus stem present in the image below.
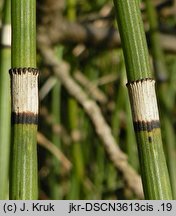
[0,0,11,199]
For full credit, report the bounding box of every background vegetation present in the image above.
[0,0,176,199]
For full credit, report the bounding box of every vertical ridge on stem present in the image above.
[113,0,172,199]
[10,0,38,199]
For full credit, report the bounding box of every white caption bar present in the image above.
[0,201,174,216]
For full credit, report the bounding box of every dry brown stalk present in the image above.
[74,71,108,104]
[37,132,72,172]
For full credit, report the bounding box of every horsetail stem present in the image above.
[113,0,172,199]
[0,0,11,199]
[11,0,36,67]
[10,0,38,199]
[145,0,176,198]
[114,0,151,81]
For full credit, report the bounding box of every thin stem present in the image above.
[0,0,11,199]
[67,98,84,199]
[113,0,172,199]
[67,0,85,199]
[49,47,63,199]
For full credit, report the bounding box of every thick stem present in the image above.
[10,68,38,200]
[113,0,151,81]
[11,0,36,67]
[113,0,172,199]
[127,79,171,199]
[10,0,38,199]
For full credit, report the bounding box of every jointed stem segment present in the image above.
[10,0,38,199]
[113,0,172,199]
[10,67,39,199]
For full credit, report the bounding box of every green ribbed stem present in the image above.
[10,0,38,199]
[0,0,11,199]
[11,0,36,67]
[136,129,171,199]
[10,125,38,199]
[145,0,176,199]
[113,0,172,199]
[113,0,151,81]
